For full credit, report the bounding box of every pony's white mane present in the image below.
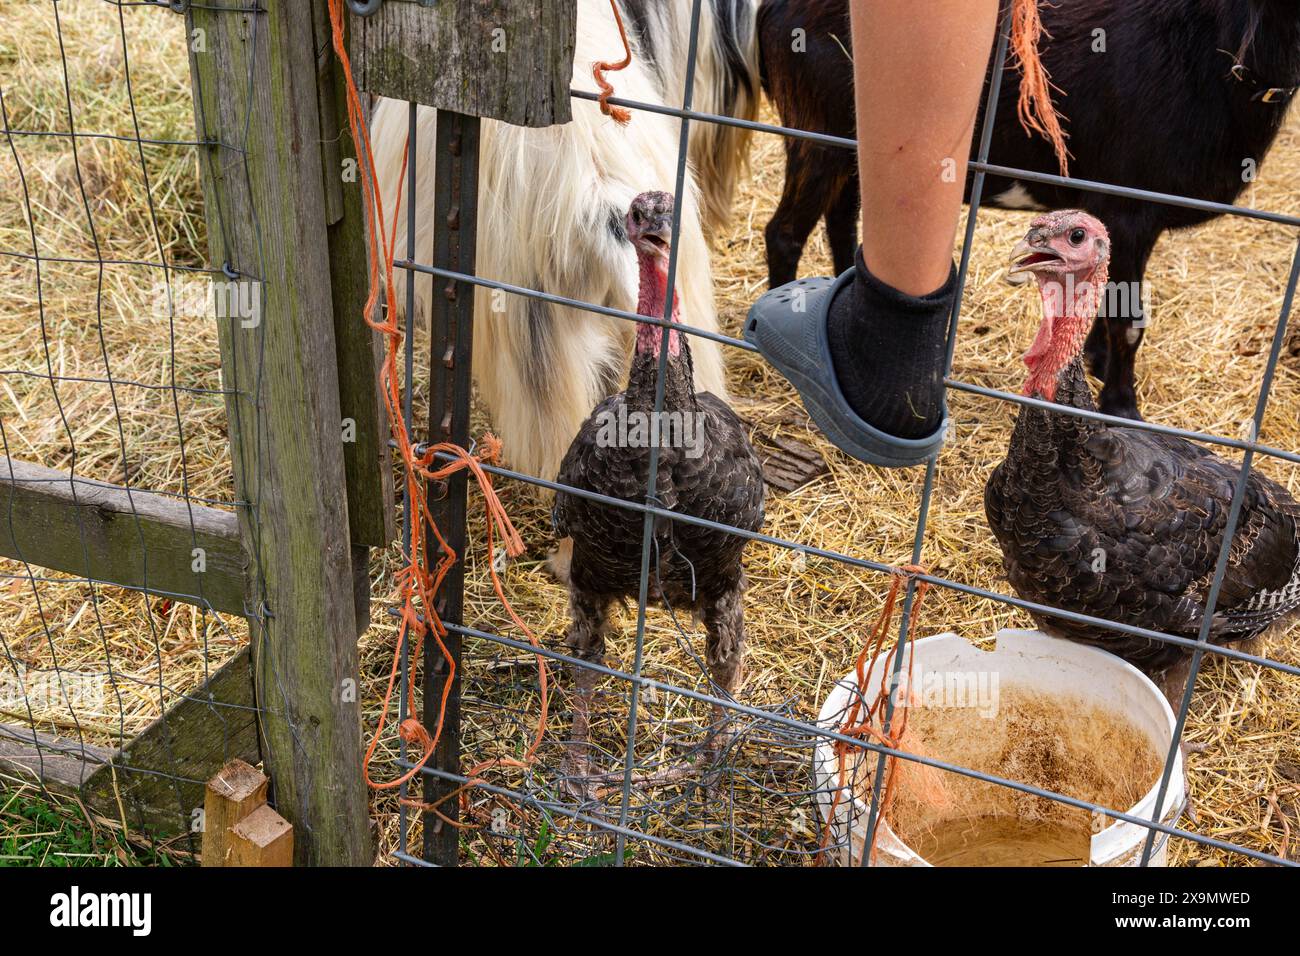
[371,0,757,483]
[624,0,760,234]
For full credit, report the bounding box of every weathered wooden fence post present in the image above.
[186,3,374,865]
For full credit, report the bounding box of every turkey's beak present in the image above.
[1006,234,1062,285]
[637,216,672,259]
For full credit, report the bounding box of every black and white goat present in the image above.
[373,0,759,482]
[758,0,1300,419]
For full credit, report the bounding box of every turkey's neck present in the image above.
[1022,266,1106,402]
[636,253,681,329]
[629,252,695,412]
[1004,357,1100,503]
[1009,269,1107,478]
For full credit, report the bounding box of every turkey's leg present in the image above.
[585,588,750,794]
[703,586,748,755]
[561,590,608,801]
[546,536,574,585]
[1157,654,1195,710]
[1157,653,1202,821]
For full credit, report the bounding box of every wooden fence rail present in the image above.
[0,456,245,616]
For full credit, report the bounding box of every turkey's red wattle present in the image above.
[1023,264,1107,402]
[635,252,682,358]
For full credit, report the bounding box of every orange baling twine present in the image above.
[594,0,633,124]
[325,0,549,824]
[1011,0,1071,176]
[821,566,930,867]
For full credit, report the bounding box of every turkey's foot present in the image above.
[697,703,745,798]
[701,702,743,761]
[590,751,727,797]
[591,760,707,797]
[559,747,600,804]
[586,706,739,796]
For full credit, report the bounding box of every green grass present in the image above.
[0,785,187,867]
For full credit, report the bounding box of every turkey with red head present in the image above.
[985,210,1300,701]
[553,191,765,795]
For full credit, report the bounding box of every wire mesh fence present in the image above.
[0,0,254,853]
[0,0,380,862]
[385,0,1300,867]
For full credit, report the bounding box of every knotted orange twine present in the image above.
[821,565,930,866]
[325,0,549,829]
[1011,0,1071,176]
[594,0,633,124]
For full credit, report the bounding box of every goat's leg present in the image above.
[1099,322,1145,420]
[561,589,609,801]
[765,141,839,288]
[1096,233,1158,420]
[1083,314,1108,380]
[824,170,861,277]
[1085,224,1136,379]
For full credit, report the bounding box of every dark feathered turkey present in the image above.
[554,191,765,790]
[986,210,1300,694]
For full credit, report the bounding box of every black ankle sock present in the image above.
[826,250,955,439]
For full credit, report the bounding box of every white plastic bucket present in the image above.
[813,628,1185,867]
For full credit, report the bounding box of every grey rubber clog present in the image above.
[742,270,948,468]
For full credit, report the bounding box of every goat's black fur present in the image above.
[758,0,1300,418]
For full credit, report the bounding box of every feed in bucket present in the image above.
[814,629,1186,867]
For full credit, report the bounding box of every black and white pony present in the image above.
[372,0,759,482]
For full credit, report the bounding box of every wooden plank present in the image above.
[0,456,247,616]
[0,648,258,839]
[227,803,294,866]
[80,646,261,838]
[187,3,372,865]
[348,0,577,127]
[313,0,396,551]
[0,722,113,795]
[201,758,268,866]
